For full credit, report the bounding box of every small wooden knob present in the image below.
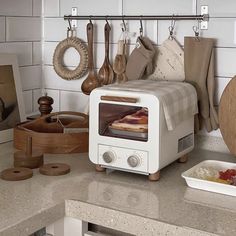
[38,94,54,116]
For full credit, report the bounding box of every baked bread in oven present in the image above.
[110,108,148,133]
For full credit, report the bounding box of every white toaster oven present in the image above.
[89,80,197,180]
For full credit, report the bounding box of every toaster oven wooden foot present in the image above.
[178,154,188,163]
[148,171,160,181]
[95,164,106,172]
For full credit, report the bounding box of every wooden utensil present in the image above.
[98,22,114,85]
[116,73,127,83]
[113,40,126,75]
[219,76,236,155]
[81,22,99,95]
[116,40,128,83]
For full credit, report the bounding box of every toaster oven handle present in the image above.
[101,95,138,103]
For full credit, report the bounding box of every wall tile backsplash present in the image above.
[6,17,41,42]
[1,0,236,146]
[0,0,33,16]
[0,0,42,115]
[42,0,236,132]
[0,17,5,42]
[123,0,194,15]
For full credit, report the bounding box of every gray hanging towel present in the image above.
[184,37,218,132]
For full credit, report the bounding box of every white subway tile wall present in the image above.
[20,66,42,90]
[0,0,42,115]
[123,0,194,15]
[33,0,42,17]
[43,0,60,17]
[44,89,60,112]
[59,0,122,16]
[23,90,33,114]
[42,0,236,135]
[0,0,32,16]
[33,42,42,64]
[2,0,236,139]
[60,90,89,113]
[6,17,41,42]
[197,0,236,17]
[0,17,5,42]
[32,89,43,112]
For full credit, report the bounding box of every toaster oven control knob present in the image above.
[127,155,140,168]
[102,151,115,164]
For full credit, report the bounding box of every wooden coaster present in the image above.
[1,167,33,181]
[39,163,70,176]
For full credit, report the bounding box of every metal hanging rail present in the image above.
[64,14,209,22]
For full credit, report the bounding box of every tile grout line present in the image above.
[32,0,34,16]
[4,16,6,42]
[31,89,34,113]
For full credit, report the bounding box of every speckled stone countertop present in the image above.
[1,142,236,236]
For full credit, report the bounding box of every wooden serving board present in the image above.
[219,76,236,155]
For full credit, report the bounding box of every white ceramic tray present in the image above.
[182,160,236,196]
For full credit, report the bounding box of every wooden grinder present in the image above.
[38,93,54,116]
[14,136,44,169]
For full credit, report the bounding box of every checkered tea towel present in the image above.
[106,80,198,130]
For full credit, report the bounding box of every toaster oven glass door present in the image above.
[99,103,148,142]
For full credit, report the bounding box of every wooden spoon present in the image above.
[81,22,99,95]
[98,22,114,85]
[113,40,126,75]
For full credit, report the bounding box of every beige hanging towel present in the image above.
[184,37,218,132]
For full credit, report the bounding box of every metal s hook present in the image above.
[193,19,200,41]
[168,14,176,40]
[171,14,176,29]
[67,19,72,31]
[139,16,143,37]
[121,16,127,32]
[168,26,174,40]
[89,15,92,24]
[192,26,199,36]
[67,19,76,37]
[105,15,111,30]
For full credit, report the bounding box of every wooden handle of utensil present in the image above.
[87,22,94,70]
[101,96,138,103]
[104,22,110,60]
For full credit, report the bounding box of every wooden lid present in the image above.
[219,76,236,155]
[1,167,33,181]
[39,163,70,176]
